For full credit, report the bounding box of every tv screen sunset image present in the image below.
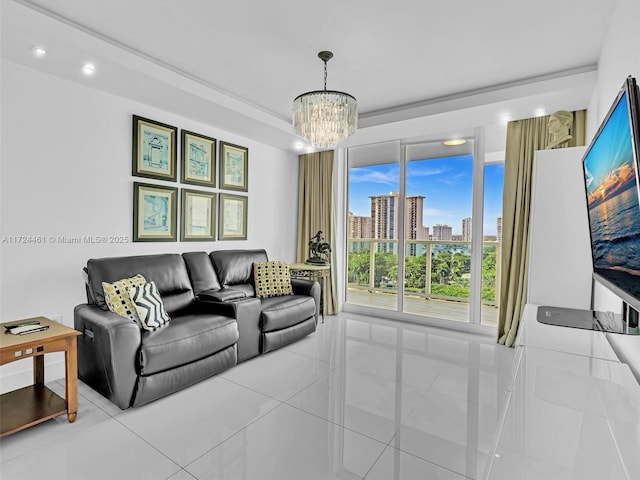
[584,92,640,276]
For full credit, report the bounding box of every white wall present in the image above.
[527,147,592,310]
[588,0,640,312]
[588,0,640,135]
[0,60,299,387]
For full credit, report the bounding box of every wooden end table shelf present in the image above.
[1,317,81,437]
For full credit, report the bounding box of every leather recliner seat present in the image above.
[208,249,318,354]
[75,249,320,409]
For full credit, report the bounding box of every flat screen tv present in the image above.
[582,75,640,315]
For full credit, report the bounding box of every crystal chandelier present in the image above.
[292,51,358,149]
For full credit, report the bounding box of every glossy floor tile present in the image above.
[1,418,182,480]
[116,375,281,467]
[286,365,427,443]
[391,390,499,479]
[0,312,515,480]
[185,403,387,480]
[365,447,468,480]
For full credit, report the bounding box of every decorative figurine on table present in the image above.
[306,230,331,265]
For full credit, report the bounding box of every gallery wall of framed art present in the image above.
[131,114,249,242]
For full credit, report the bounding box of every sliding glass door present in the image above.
[347,162,400,310]
[480,162,504,326]
[402,154,474,323]
[346,137,503,328]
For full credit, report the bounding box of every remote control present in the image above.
[10,324,48,335]
[4,320,41,331]
[18,326,49,335]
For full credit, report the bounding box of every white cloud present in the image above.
[350,169,398,185]
[407,165,451,177]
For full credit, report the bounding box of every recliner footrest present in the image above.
[262,317,316,354]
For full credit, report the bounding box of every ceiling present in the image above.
[1,0,618,152]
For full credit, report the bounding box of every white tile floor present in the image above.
[0,312,515,480]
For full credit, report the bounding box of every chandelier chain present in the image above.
[324,60,327,91]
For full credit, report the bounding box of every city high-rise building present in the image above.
[406,195,426,256]
[497,216,503,243]
[433,224,453,241]
[348,212,372,252]
[462,217,472,242]
[348,212,372,239]
[369,192,427,253]
[370,192,398,252]
[405,195,426,240]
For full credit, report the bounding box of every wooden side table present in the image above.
[289,263,331,323]
[0,316,81,437]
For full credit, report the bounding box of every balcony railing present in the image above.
[347,239,502,322]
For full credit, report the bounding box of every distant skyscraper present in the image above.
[348,212,372,239]
[348,212,372,252]
[405,195,426,240]
[433,224,453,241]
[349,212,372,252]
[405,194,426,255]
[462,217,472,242]
[497,216,503,243]
[369,192,427,253]
[370,192,398,252]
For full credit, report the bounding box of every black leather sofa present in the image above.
[74,249,320,409]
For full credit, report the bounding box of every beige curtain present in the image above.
[297,150,338,315]
[498,110,586,346]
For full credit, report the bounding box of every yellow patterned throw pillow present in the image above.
[102,274,147,321]
[253,261,293,299]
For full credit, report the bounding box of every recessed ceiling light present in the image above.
[443,139,466,146]
[30,46,47,58]
[535,108,546,117]
[82,62,96,76]
[294,142,304,150]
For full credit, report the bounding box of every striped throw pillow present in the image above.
[128,281,171,331]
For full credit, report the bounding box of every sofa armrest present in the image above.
[198,287,246,302]
[196,297,262,362]
[74,304,141,409]
[291,278,317,296]
[291,278,321,323]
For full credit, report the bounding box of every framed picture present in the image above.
[181,189,216,241]
[133,182,178,242]
[219,141,248,191]
[132,115,177,181]
[181,130,216,187]
[219,193,248,240]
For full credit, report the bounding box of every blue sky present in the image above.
[349,155,504,235]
